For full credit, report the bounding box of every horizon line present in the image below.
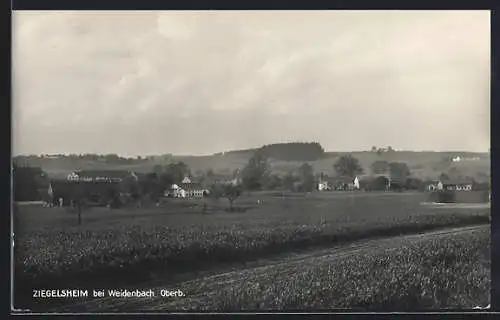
[12,149,490,158]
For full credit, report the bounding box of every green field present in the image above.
[14,191,490,311]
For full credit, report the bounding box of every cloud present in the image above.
[12,10,490,155]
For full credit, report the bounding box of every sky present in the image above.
[12,10,490,157]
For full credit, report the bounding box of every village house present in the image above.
[318,176,360,191]
[427,178,474,192]
[166,176,208,198]
[440,178,474,191]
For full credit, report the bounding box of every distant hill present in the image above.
[12,146,490,182]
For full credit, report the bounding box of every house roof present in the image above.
[175,182,204,191]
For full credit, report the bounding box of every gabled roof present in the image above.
[176,182,204,191]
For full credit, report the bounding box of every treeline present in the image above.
[258,142,325,161]
[12,165,48,201]
[13,153,173,164]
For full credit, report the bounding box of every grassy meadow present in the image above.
[14,191,490,310]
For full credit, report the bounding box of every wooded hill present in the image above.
[13,143,490,182]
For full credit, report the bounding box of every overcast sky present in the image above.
[12,10,490,156]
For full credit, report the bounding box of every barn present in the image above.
[426,177,489,204]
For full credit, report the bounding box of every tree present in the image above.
[405,177,424,191]
[389,162,411,191]
[242,151,270,191]
[206,168,214,177]
[264,174,283,190]
[12,165,47,201]
[389,162,410,179]
[153,165,163,176]
[258,142,325,161]
[69,182,88,225]
[298,163,315,192]
[370,160,390,175]
[439,172,450,181]
[283,172,298,191]
[164,162,190,184]
[371,146,377,152]
[387,146,394,152]
[120,175,140,202]
[448,167,461,179]
[369,176,390,191]
[159,172,174,190]
[333,155,364,177]
[223,184,243,212]
[209,183,242,211]
[138,172,163,202]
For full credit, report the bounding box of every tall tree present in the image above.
[206,168,215,178]
[370,160,390,175]
[282,172,298,191]
[209,183,242,211]
[297,163,315,192]
[333,155,364,177]
[389,162,411,190]
[389,162,411,180]
[164,162,190,184]
[264,174,283,190]
[153,165,163,175]
[12,165,46,201]
[439,172,450,181]
[241,151,270,190]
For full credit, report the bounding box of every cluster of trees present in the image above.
[123,162,191,203]
[258,142,325,162]
[12,165,48,201]
[13,154,173,165]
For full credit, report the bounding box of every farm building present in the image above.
[427,178,474,192]
[318,176,360,191]
[426,178,489,204]
[67,170,138,183]
[440,178,474,191]
[317,180,329,191]
[167,176,208,198]
[426,181,442,191]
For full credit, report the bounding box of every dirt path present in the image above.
[48,224,488,313]
[420,202,490,209]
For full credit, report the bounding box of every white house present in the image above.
[318,181,329,191]
[353,176,360,190]
[167,179,206,198]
